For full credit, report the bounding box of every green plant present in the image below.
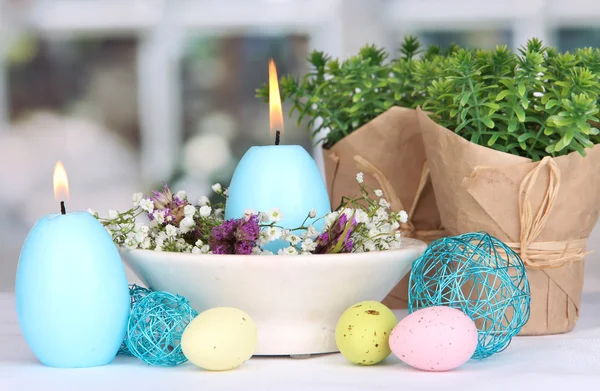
[258,37,600,160]
[421,39,600,160]
[256,36,436,149]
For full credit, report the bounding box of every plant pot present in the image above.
[322,107,445,309]
[121,238,427,356]
[418,108,600,335]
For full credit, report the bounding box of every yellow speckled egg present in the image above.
[335,301,398,365]
[181,307,257,371]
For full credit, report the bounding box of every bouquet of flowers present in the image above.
[92,173,408,256]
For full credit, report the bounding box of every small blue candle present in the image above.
[15,162,129,368]
[225,59,331,252]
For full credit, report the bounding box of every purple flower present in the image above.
[210,215,260,255]
[314,213,357,254]
[147,183,189,225]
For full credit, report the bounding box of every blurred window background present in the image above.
[2,0,600,290]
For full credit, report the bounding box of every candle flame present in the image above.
[53,161,70,201]
[269,58,284,137]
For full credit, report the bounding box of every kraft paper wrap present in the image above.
[322,107,445,309]
[418,108,600,335]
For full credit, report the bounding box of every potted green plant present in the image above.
[256,37,448,308]
[417,38,600,335]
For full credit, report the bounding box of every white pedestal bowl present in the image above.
[121,238,426,356]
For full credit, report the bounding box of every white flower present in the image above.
[324,211,339,229]
[302,225,319,239]
[132,192,144,207]
[278,246,298,255]
[201,245,211,254]
[184,205,196,217]
[376,208,388,221]
[379,198,391,209]
[301,238,317,252]
[199,205,212,217]
[244,209,257,220]
[192,246,201,254]
[175,190,187,200]
[266,227,282,241]
[374,189,383,197]
[124,237,137,249]
[108,210,119,220]
[165,224,178,237]
[153,210,165,225]
[179,216,195,234]
[213,208,224,218]
[308,209,317,218]
[356,172,364,183]
[391,221,400,231]
[354,209,369,224]
[258,212,270,223]
[251,246,263,255]
[287,234,301,246]
[212,183,222,193]
[166,215,174,222]
[139,198,154,213]
[262,250,274,255]
[268,208,282,222]
[198,196,210,206]
[195,239,204,247]
[257,232,270,246]
[87,208,98,218]
[140,237,152,249]
[223,188,229,196]
[398,210,408,224]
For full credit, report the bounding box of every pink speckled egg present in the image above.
[389,306,478,371]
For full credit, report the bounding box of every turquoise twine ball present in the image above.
[409,232,531,359]
[125,291,198,366]
[118,284,153,356]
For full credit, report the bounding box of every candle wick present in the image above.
[275,130,281,146]
[60,201,66,215]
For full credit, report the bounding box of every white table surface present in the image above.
[1,289,599,391]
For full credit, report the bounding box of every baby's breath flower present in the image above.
[175,190,187,200]
[212,183,222,193]
[132,192,144,207]
[199,205,212,218]
[302,225,319,239]
[287,234,301,246]
[244,209,257,220]
[376,208,388,221]
[374,189,383,197]
[140,237,152,249]
[223,188,229,197]
[356,172,364,183]
[258,212,270,223]
[324,211,339,229]
[195,239,204,247]
[398,210,408,223]
[139,198,154,213]
[192,246,201,254]
[278,246,298,255]
[108,210,119,220]
[354,209,369,224]
[200,245,210,254]
[184,205,196,217]
[153,210,166,225]
[266,227,282,241]
[198,196,210,206]
[268,207,282,222]
[179,216,195,234]
[213,208,224,218]
[261,250,274,255]
[301,238,317,252]
[165,224,178,237]
[379,198,390,209]
[308,209,317,218]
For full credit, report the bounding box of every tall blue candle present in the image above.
[15,162,130,368]
[225,59,331,252]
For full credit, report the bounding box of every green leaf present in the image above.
[487,133,500,146]
[518,82,526,97]
[508,117,518,132]
[481,117,495,128]
[460,92,471,107]
[545,99,559,110]
[496,90,510,101]
[514,106,526,122]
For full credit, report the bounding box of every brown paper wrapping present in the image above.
[322,107,445,308]
[417,108,600,335]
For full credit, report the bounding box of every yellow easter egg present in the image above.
[335,301,398,365]
[182,307,257,371]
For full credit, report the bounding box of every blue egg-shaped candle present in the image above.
[225,145,331,252]
[16,211,130,368]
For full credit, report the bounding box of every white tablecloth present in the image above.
[1,291,599,391]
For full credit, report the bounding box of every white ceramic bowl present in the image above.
[121,238,426,356]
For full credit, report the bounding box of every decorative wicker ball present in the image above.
[126,291,198,366]
[409,232,531,359]
[118,284,153,356]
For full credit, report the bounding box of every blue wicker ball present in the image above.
[118,284,153,356]
[126,291,198,366]
[409,232,530,359]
